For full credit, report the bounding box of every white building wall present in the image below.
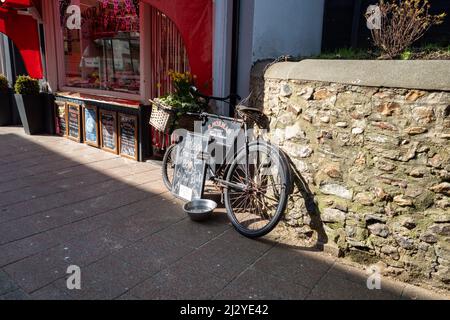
[236,0,325,100]
[213,0,234,115]
[252,0,325,61]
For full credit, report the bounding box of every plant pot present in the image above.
[0,91,12,126]
[10,92,22,126]
[41,93,56,135]
[14,94,44,135]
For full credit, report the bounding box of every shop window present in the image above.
[60,0,140,94]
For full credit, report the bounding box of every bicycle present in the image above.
[162,87,292,238]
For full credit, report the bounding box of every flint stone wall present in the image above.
[251,60,450,291]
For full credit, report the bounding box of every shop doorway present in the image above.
[148,5,191,154]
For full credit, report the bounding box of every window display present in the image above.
[61,0,140,94]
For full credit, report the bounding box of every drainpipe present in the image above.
[229,0,240,116]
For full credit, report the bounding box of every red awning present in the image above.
[141,0,213,94]
[0,3,43,79]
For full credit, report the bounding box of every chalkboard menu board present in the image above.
[67,102,82,142]
[100,109,118,154]
[202,117,242,147]
[83,105,99,148]
[201,116,243,179]
[54,101,67,137]
[119,113,138,160]
[172,132,208,201]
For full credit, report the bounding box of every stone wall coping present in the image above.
[265,60,450,91]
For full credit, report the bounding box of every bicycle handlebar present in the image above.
[189,86,241,103]
[183,111,244,124]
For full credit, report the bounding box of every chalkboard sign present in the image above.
[67,102,82,142]
[119,113,138,161]
[172,132,208,201]
[201,116,243,179]
[83,105,99,148]
[202,117,242,147]
[100,109,118,154]
[55,101,67,137]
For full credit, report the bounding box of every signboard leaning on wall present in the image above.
[55,101,68,137]
[67,102,82,142]
[118,113,138,161]
[83,105,99,148]
[100,109,118,154]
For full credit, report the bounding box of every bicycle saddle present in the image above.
[235,105,263,114]
[236,105,269,129]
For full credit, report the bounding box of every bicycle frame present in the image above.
[183,111,251,193]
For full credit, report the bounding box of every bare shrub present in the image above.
[367,0,446,59]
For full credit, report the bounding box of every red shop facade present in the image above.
[0,0,214,161]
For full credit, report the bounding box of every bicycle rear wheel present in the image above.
[162,144,178,191]
[224,140,290,238]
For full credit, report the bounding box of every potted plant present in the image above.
[14,75,44,135]
[40,82,56,135]
[0,74,12,126]
[149,71,204,134]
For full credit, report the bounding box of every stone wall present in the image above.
[252,61,450,291]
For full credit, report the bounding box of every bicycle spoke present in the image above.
[225,142,289,236]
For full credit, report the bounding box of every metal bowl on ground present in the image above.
[183,199,217,222]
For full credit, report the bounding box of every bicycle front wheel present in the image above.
[224,140,290,238]
[161,144,178,191]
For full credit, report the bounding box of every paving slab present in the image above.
[129,262,229,300]
[113,234,194,275]
[215,268,310,300]
[52,255,151,300]
[253,246,335,289]
[157,218,231,249]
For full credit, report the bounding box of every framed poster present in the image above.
[67,102,82,142]
[99,109,118,154]
[54,101,67,137]
[171,132,208,201]
[118,113,138,161]
[83,105,99,148]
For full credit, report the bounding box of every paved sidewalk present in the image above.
[0,127,448,300]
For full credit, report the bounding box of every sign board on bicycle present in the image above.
[202,117,242,147]
[172,132,208,201]
[201,116,243,178]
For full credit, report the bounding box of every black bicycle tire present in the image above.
[162,144,177,191]
[224,140,290,238]
[278,148,294,196]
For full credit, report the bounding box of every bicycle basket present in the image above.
[149,99,176,133]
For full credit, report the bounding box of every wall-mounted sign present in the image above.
[67,102,82,142]
[55,101,67,137]
[100,109,118,154]
[172,132,208,201]
[83,105,99,148]
[118,113,138,161]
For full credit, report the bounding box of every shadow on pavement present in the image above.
[0,128,445,300]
